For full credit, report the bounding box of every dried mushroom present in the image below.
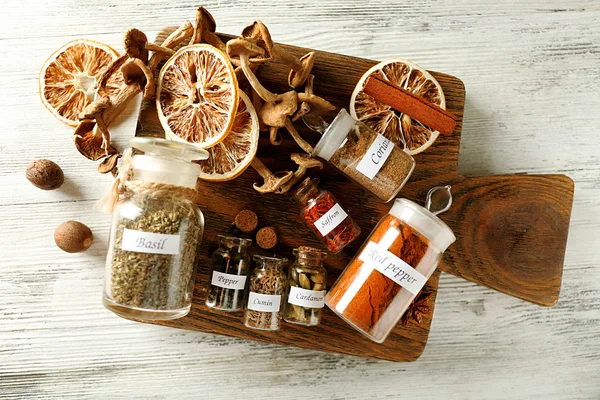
[259,91,298,146]
[276,153,323,194]
[123,28,149,63]
[251,158,293,193]
[189,6,225,51]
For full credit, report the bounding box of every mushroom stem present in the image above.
[145,42,175,56]
[240,53,277,102]
[285,119,313,153]
[148,21,193,71]
[269,126,282,146]
[251,158,274,180]
[251,158,294,193]
[203,32,226,51]
[272,45,304,71]
[297,92,336,114]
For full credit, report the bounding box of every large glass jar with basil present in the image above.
[103,138,207,321]
[283,247,328,326]
[205,236,252,312]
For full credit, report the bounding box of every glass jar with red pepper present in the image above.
[292,178,361,253]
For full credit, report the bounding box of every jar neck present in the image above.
[218,236,251,252]
[132,155,199,188]
[294,248,327,267]
[292,178,321,206]
[253,255,287,271]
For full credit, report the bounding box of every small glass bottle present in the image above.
[312,109,416,203]
[284,247,328,326]
[325,198,455,343]
[244,255,288,331]
[205,235,252,312]
[292,178,361,253]
[104,138,208,321]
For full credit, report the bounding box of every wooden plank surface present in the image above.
[0,0,599,398]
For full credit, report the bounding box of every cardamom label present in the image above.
[288,286,326,308]
[247,292,281,312]
[121,228,180,255]
[314,203,348,236]
[358,241,427,294]
[211,271,247,290]
[355,133,394,179]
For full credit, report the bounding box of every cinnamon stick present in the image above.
[362,75,456,136]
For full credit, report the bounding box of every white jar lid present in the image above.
[130,137,208,189]
[389,198,456,252]
[312,109,355,161]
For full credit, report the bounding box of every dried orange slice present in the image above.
[350,59,445,155]
[157,44,239,148]
[197,92,259,181]
[39,39,119,126]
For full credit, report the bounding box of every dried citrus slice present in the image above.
[39,39,119,126]
[197,92,259,181]
[350,58,445,155]
[157,44,239,148]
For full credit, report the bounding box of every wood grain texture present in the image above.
[1,1,599,398]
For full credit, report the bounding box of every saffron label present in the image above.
[288,286,326,308]
[358,241,427,294]
[247,292,281,312]
[211,271,247,290]
[314,203,348,236]
[355,133,394,180]
[121,228,180,255]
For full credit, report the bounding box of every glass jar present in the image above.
[312,109,415,203]
[325,198,455,343]
[205,235,252,312]
[292,178,361,253]
[284,247,328,326]
[244,255,288,331]
[103,138,208,321]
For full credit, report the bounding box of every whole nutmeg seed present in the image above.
[26,159,64,190]
[54,221,93,253]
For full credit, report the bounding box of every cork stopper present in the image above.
[256,226,278,249]
[234,209,258,232]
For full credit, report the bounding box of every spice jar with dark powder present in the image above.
[325,198,455,343]
[312,109,415,202]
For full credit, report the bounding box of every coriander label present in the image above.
[121,228,181,255]
[288,286,326,308]
[211,271,247,290]
[314,203,348,236]
[355,133,394,180]
[247,292,281,312]
[358,241,427,294]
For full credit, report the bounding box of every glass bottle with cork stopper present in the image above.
[309,109,416,202]
[103,137,208,321]
[292,177,361,253]
[284,247,328,326]
[205,235,253,312]
[325,186,456,343]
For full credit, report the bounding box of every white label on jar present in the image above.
[121,228,180,255]
[358,241,427,294]
[211,271,247,290]
[288,286,326,308]
[314,203,348,236]
[247,292,281,312]
[355,133,394,180]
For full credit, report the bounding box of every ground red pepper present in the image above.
[292,178,361,253]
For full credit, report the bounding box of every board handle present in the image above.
[439,174,574,306]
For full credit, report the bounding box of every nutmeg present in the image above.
[54,221,93,253]
[26,159,64,190]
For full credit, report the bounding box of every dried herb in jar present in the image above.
[292,178,361,253]
[244,255,288,331]
[108,194,202,311]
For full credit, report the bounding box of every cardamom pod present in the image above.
[299,273,312,289]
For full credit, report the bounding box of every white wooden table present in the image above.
[1,1,599,399]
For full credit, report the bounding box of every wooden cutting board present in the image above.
[134,28,573,361]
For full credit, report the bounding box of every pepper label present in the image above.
[288,286,326,308]
[355,133,394,180]
[247,292,281,312]
[211,271,247,290]
[314,203,348,236]
[121,228,180,255]
[358,241,427,294]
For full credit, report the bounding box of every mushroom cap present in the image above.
[290,153,323,169]
[74,121,117,161]
[259,91,298,127]
[241,20,273,58]
[120,58,155,99]
[123,28,149,63]
[288,52,315,89]
[227,38,266,62]
[197,7,217,33]
[297,92,336,115]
